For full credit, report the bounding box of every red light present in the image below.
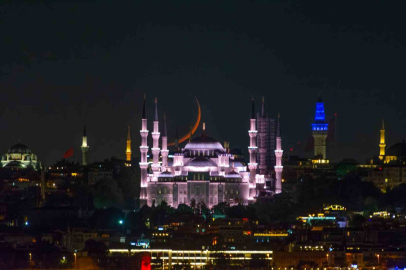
[243,218,248,221]
[335,113,337,116]
[290,148,293,151]
[297,142,300,144]
[379,167,382,170]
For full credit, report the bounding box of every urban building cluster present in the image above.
[1,95,406,269]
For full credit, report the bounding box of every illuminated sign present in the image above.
[253,233,288,237]
[324,205,346,211]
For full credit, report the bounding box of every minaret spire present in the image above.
[81,124,89,166]
[139,94,149,206]
[126,126,132,162]
[154,98,158,121]
[174,126,180,152]
[248,97,258,199]
[142,94,147,119]
[161,113,169,170]
[275,113,283,194]
[151,97,161,172]
[379,118,386,161]
[251,96,255,119]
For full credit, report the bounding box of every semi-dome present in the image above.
[7,143,32,154]
[386,140,406,157]
[184,157,218,167]
[184,135,225,151]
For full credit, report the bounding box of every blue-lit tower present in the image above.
[312,96,328,159]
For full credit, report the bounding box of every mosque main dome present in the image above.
[7,143,32,154]
[386,140,406,157]
[184,135,225,151]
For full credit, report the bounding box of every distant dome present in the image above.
[387,140,406,157]
[7,143,32,154]
[184,135,224,151]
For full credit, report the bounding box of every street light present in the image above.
[74,253,77,269]
[118,220,123,225]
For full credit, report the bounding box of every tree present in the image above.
[297,260,319,270]
[212,202,229,216]
[91,177,124,209]
[190,198,197,213]
[116,167,140,209]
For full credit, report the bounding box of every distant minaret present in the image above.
[151,98,161,172]
[174,126,180,152]
[139,95,149,204]
[379,118,386,160]
[81,124,89,166]
[161,114,169,170]
[126,126,132,162]
[248,97,258,198]
[274,113,283,194]
[312,95,328,159]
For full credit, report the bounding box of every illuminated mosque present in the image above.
[1,143,41,170]
[136,96,283,208]
[375,119,406,164]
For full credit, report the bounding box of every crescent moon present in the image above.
[168,97,201,146]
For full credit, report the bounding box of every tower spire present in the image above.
[161,113,169,170]
[139,94,149,205]
[248,96,258,199]
[251,96,255,119]
[174,126,180,152]
[261,96,265,118]
[154,98,158,121]
[142,94,147,119]
[189,125,192,142]
[379,118,386,161]
[275,113,283,194]
[81,124,89,166]
[126,125,132,162]
[151,97,161,172]
[163,113,167,137]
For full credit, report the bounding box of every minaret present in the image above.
[174,126,180,152]
[139,95,149,204]
[161,114,169,170]
[126,126,132,162]
[274,113,283,194]
[248,97,258,198]
[379,118,386,160]
[151,98,161,172]
[312,95,328,159]
[81,124,89,166]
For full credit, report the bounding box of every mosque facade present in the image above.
[1,143,41,170]
[138,96,283,208]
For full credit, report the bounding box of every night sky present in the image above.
[1,1,405,166]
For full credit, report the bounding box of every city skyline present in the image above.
[1,1,405,166]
